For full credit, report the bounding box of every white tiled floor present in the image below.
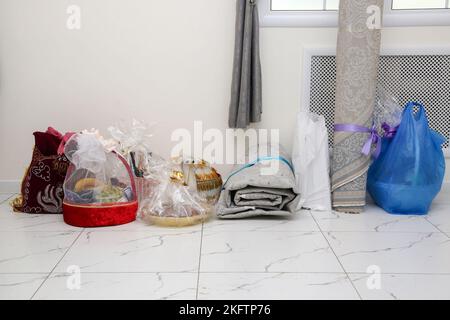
[0,186,449,300]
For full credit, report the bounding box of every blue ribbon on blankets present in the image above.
[222,156,294,189]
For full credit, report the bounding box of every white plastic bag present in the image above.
[292,111,331,211]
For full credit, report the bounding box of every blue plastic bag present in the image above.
[367,102,446,215]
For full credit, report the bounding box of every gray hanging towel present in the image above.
[228,0,262,129]
[331,0,383,213]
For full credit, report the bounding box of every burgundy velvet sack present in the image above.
[13,128,73,214]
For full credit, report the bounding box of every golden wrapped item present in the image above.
[179,158,223,205]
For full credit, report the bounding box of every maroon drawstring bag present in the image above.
[12,128,74,214]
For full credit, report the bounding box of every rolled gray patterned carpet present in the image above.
[331,0,383,213]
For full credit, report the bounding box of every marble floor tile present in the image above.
[0,184,447,299]
[312,204,439,233]
[433,184,450,204]
[0,274,47,300]
[425,202,450,233]
[94,216,202,233]
[325,231,450,273]
[54,230,202,273]
[0,231,81,273]
[33,272,197,300]
[0,194,14,204]
[204,211,319,232]
[350,273,450,300]
[200,231,343,273]
[198,273,359,300]
[0,202,82,232]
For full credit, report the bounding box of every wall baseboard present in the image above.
[0,180,20,194]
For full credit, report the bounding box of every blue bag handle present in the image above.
[404,101,426,122]
[404,101,447,146]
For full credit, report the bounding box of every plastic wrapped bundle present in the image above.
[131,152,165,206]
[109,120,160,207]
[140,158,213,227]
[373,90,403,137]
[62,131,138,227]
[131,154,222,209]
[108,120,221,226]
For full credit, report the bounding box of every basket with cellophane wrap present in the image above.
[62,131,138,227]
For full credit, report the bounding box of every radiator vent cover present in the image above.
[309,54,450,149]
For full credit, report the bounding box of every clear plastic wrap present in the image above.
[63,131,135,205]
[108,121,220,227]
[374,89,403,136]
[108,120,159,204]
[139,158,212,227]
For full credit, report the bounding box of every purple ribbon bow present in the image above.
[334,123,382,159]
[381,122,398,139]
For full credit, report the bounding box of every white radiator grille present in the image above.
[309,54,450,149]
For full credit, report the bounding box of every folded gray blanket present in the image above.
[216,147,300,219]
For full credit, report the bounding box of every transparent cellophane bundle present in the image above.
[63,133,135,205]
[374,89,403,135]
[108,120,158,206]
[139,158,213,227]
[108,120,213,227]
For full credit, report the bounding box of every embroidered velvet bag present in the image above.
[13,128,73,213]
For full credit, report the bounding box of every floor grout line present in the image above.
[424,217,449,238]
[310,210,363,300]
[29,229,84,300]
[195,222,204,300]
[0,193,17,205]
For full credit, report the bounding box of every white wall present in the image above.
[0,0,449,191]
[0,0,236,189]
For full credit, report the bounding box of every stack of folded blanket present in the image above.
[216,145,299,219]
